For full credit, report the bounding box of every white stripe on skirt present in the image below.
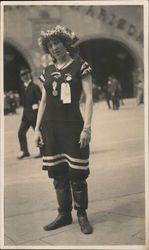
[43,158,89,170]
[43,153,89,164]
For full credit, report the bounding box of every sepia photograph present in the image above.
[0,1,148,249]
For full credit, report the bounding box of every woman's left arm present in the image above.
[79,73,93,149]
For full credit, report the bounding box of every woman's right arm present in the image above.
[34,86,46,147]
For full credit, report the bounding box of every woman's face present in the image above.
[47,38,67,61]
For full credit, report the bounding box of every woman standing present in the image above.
[35,26,93,234]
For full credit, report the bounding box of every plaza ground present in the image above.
[3,99,147,248]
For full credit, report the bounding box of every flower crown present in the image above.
[38,25,79,53]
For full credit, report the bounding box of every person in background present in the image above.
[17,67,42,159]
[104,76,112,109]
[136,80,144,105]
[92,82,102,103]
[14,91,20,109]
[117,81,124,105]
[35,25,93,234]
[110,75,120,110]
[4,92,11,115]
[9,91,17,114]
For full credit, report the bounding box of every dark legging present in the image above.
[50,172,88,215]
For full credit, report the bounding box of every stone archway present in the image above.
[77,38,142,98]
[4,41,31,92]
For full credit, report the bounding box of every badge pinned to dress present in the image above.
[60,73,72,104]
[65,74,72,82]
[61,83,65,101]
[61,82,71,104]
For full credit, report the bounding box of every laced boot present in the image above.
[44,212,72,231]
[77,210,93,234]
[44,175,73,231]
[71,179,93,234]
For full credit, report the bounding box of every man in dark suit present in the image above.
[17,67,42,159]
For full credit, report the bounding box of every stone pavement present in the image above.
[3,99,147,249]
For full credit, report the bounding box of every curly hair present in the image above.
[38,25,79,62]
[41,35,79,62]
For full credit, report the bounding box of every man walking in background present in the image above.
[17,67,42,159]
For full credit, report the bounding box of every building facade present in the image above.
[4,4,144,97]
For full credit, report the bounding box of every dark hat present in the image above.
[20,67,31,76]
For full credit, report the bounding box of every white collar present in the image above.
[55,58,74,70]
[24,79,31,88]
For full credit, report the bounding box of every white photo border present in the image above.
[0,1,148,249]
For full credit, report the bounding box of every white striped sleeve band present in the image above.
[39,74,45,83]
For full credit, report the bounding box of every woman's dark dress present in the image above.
[40,58,92,178]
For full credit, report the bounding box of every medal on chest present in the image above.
[52,81,58,96]
[50,71,61,97]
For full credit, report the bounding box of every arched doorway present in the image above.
[4,42,30,93]
[77,39,137,98]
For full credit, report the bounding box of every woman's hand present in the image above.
[34,129,44,148]
[79,130,91,149]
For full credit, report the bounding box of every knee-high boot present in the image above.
[71,179,93,234]
[44,175,73,231]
